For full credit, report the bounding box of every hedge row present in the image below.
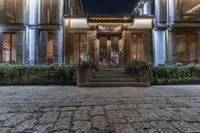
[125,61,150,75]
[151,64,200,85]
[126,61,200,85]
[0,64,78,85]
[1,62,200,85]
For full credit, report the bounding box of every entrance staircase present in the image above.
[79,66,150,87]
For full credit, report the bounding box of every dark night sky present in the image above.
[82,0,138,14]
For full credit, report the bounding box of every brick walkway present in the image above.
[1,85,200,133]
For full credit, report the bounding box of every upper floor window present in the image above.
[174,0,200,22]
[0,0,26,24]
[40,0,63,24]
[65,0,84,16]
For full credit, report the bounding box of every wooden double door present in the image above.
[97,37,124,66]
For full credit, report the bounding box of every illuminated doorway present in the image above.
[99,37,120,66]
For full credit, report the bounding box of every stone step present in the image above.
[96,71,128,75]
[89,77,138,82]
[79,66,151,87]
[99,68,125,71]
[98,65,123,68]
[78,82,150,87]
[93,75,134,78]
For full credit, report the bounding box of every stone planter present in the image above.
[138,68,151,82]
[77,66,96,86]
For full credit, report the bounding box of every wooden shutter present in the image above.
[69,33,74,64]
[53,32,59,64]
[39,32,48,64]
[17,32,24,64]
[187,34,198,63]
[80,34,88,63]
[176,35,186,63]
[94,38,100,65]
[74,34,80,64]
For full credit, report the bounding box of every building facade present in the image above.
[0,0,199,65]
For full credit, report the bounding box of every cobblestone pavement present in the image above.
[1,86,200,133]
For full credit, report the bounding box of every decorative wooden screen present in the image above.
[2,34,10,63]
[38,32,47,64]
[111,37,119,65]
[53,32,59,64]
[99,37,108,65]
[176,34,198,64]
[175,35,187,63]
[129,33,144,61]
[80,34,88,62]
[47,34,53,64]
[69,33,88,64]
[73,34,80,64]
[11,34,17,63]
[187,34,198,63]
[88,33,94,63]
[17,32,24,64]
[69,33,74,64]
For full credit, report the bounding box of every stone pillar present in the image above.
[168,0,175,24]
[166,30,176,64]
[154,0,160,23]
[153,30,166,65]
[27,0,38,64]
[59,27,64,64]
[143,0,152,15]
[28,28,37,64]
[17,31,25,64]
[29,0,38,25]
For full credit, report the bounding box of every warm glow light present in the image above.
[129,18,152,29]
[68,18,89,28]
[64,19,69,26]
[107,40,111,47]
[64,18,90,28]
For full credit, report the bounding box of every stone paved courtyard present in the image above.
[1,86,200,133]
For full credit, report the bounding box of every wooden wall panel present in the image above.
[94,39,100,64]
[88,33,94,63]
[74,34,80,64]
[187,34,198,63]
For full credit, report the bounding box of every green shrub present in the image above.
[79,62,97,70]
[151,64,200,84]
[125,61,150,75]
[0,64,78,85]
